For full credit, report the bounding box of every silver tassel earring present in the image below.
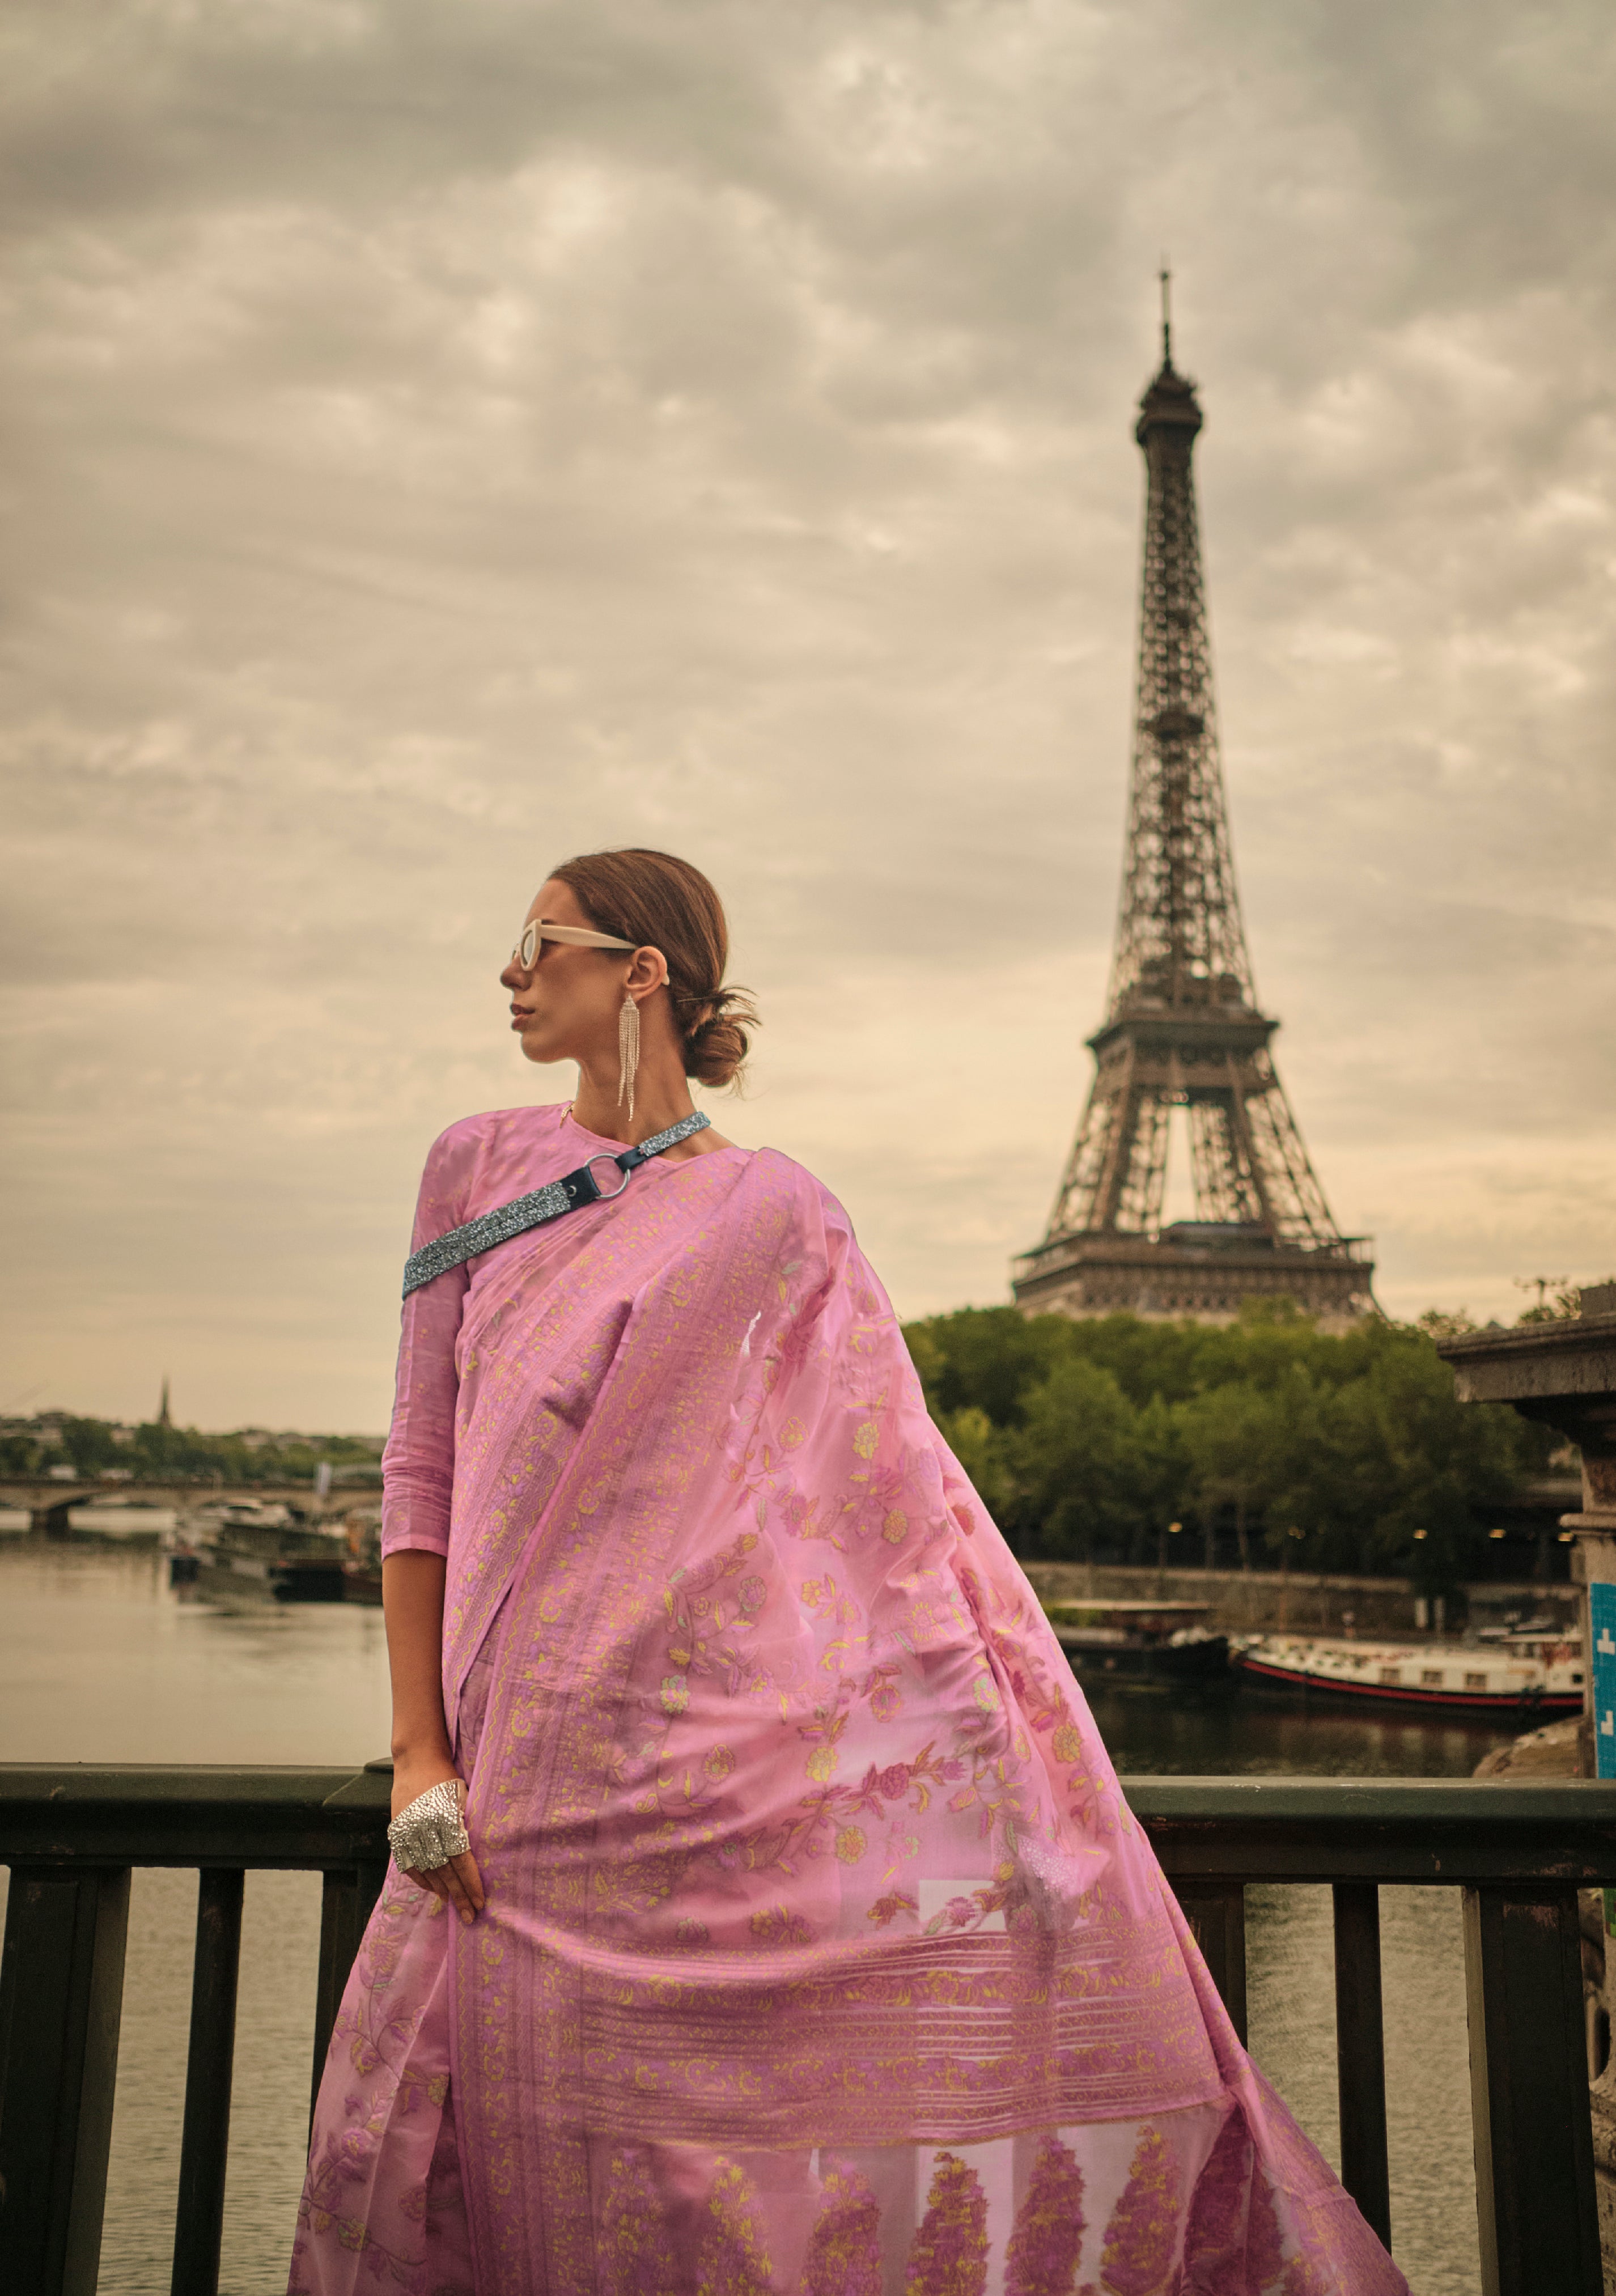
[617,990,640,1122]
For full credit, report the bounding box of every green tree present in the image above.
[1007,1356,1147,1561]
[1346,1326,1531,1594]
[901,1302,1542,1578]
[60,1416,121,1477]
[904,1305,1078,1428]
[934,1405,1017,1525]
[1176,1373,1317,1572]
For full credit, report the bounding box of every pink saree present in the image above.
[292,1104,1406,2296]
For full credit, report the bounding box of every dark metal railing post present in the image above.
[1331,1881,1390,2249]
[310,1857,389,2126]
[1176,1878,1248,2044]
[0,1862,131,2296]
[170,1868,245,2296]
[1464,1883,1601,2296]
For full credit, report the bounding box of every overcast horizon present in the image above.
[3,1,1613,1434]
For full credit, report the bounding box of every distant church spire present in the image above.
[158,1376,172,1429]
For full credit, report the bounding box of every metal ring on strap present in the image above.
[586,1152,634,1201]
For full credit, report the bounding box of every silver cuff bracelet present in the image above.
[387,1779,470,1874]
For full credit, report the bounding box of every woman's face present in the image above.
[499,877,630,1068]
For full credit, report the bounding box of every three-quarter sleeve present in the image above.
[379,1122,482,1559]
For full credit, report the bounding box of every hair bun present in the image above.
[684,984,758,1092]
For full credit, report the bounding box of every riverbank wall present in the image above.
[1017,1559,1580,1639]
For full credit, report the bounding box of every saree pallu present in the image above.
[294,1133,1406,2296]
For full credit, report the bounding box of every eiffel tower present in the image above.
[1012,283,1375,1327]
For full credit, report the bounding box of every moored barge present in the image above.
[1044,1601,1232,1687]
[1234,1632,1583,1717]
[185,1503,350,1602]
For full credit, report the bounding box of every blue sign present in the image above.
[1590,1581,1616,1781]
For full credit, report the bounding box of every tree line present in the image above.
[0,1416,382,1487]
[901,1302,1557,1595]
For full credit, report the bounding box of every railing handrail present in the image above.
[1130,1773,1616,1885]
[0,1760,392,1871]
[6,1762,1616,1878]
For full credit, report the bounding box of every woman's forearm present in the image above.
[383,1550,452,1760]
[381,1548,482,1921]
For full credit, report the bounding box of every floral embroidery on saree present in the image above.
[904,2153,989,2296]
[1004,2133,1087,2295]
[1100,2126,1183,2294]
[803,2162,884,2296]
[693,2159,777,2296]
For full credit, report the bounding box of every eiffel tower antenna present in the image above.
[1012,292,1375,1326]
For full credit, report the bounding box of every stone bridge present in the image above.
[0,1479,372,1538]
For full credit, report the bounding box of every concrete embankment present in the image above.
[1019,1559,1579,1640]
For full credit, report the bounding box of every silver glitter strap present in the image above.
[387,1779,471,1873]
[402,1110,711,1296]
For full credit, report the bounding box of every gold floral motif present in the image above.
[904,2151,989,2296]
[1245,2166,1288,2289]
[868,1670,903,1722]
[1180,2106,1250,2289]
[694,2158,775,2296]
[749,1903,813,1948]
[803,2162,884,2295]
[1004,2133,1086,2296]
[801,1575,861,1628]
[599,2145,676,2296]
[664,1530,769,1699]
[1100,2127,1182,2295]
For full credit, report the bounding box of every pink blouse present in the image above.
[379,1102,745,1557]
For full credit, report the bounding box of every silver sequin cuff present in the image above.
[387,1779,470,1873]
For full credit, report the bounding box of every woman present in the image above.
[292,847,1405,2296]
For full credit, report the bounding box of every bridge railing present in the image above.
[2,1768,1612,2296]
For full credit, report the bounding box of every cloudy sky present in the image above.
[3,0,1613,1433]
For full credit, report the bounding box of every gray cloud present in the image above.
[2,0,1612,1426]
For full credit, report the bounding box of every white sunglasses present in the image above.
[511,919,638,970]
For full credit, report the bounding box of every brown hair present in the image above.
[549,848,757,1091]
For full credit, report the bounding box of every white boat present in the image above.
[1235,1632,1583,1717]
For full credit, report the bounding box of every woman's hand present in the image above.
[383,1550,484,1925]
[390,1749,485,1924]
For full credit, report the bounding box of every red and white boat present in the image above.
[1234,1631,1584,1717]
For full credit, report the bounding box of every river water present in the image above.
[0,1539,1517,2295]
